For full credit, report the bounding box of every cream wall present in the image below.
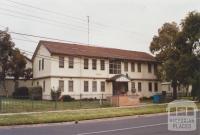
[32,44,161,99]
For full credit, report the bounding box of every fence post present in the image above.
[79,94,82,108]
[31,95,34,111]
[54,94,57,110]
[0,96,2,113]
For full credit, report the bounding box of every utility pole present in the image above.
[87,16,90,45]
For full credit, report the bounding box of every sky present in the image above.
[0,0,199,58]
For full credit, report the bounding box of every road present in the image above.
[0,113,199,135]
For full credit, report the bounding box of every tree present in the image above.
[150,22,180,99]
[150,11,200,100]
[0,30,15,96]
[0,30,32,96]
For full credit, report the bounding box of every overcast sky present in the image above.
[0,0,199,58]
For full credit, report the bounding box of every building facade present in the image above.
[33,41,161,100]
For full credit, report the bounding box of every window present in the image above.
[42,59,44,70]
[59,56,64,68]
[100,60,105,70]
[68,80,73,92]
[138,82,142,92]
[131,62,135,72]
[131,82,136,93]
[84,81,89,92]
[148,63,152,73]
[148,82,152,92]
[109,60,121,74]
[101,81,105,92]
[154,64,158,74]
[59,80,64,92]
[92,59,97,70]
[84,58,89,69]
[68,57,74,68]
[124,62,128,72]
[39,60,41,71]
[154,83,158,92]
[137,63,141,72]
[92,81,97,92]
[43,80,45,92]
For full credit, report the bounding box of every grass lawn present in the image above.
[0,103,199,126]
[0,98,111,113]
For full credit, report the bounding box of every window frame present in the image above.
[100,60,105,70]
[59,80,64,92]
[154,82,158,92]
[148,63,152,73]
[59,56,65,68]
[92,59,97,70]
[138,82,142,92]
[101,81,105,92]
[131,62,135,72]
[84,81,89,92]
[137,63,141,72]
[68,56,74,69]
[148,82,152,92]
[68,80,73,92]
[84,58,89,69]
[92,81,97,92]
[124,62,128,72]
[109,60,121,74]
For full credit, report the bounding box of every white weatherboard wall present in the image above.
[33,44,161,100]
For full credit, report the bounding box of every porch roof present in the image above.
[107,74,131,82]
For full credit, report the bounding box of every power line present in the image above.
[2,0,144,36]
[0,7,89,32]
[5,0,88,23]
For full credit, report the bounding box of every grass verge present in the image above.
[0,103,199,126]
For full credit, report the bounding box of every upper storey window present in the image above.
[68,56,74,68]
[59,56,64,68]
[137,63,141,72]
[124,62,128,72]
[148,63,152,73]
[100,60,105,70]
[84,58,89,69]
[109,60,121,74]
[92,59,97,70]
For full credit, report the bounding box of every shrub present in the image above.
[60,95,75,102]
[13,87,29,99]
[29,86,42,100]
[51,88,61,101]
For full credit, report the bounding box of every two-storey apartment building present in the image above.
[32,41,161,100]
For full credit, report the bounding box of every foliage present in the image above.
[51,88,61,101]
[29,86,42,100]
[0,30,32,96]
[13,87,29,99]
[150,11,200,99]
[60,95,75,102]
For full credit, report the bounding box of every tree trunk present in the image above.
[14,80,19,92]
[172,80,177,100]
[172,86,177,100]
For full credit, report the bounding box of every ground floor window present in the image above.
[138,82,142,92]
[101,81,105,92]
[68,80,73,92]
[131,82,136,93]
[154,82,158,92]
[43,80,45,92]
[59,80,64,92]
[92,81,97,92]
[148,82,152,92]
[84,81,89,92]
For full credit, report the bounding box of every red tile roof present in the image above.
[35,40,156,62]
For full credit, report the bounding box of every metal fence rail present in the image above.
[0,94,113,113]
